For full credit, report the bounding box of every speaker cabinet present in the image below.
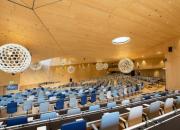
[168,46,173,52]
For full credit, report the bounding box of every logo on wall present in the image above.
[118,58,134,73]
[96,62,108,71]
[67,66,75,73]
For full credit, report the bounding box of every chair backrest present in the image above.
[149,101,161,113]
[107,102,116,109]
[121,99,130,106]
[61,120,86,130]
[101,112,120,130]
[23,100,32,112]
[128,106,143,127]
[90,93,96,103]
[40,112,57,120]
[112,90,118,97]
[7,102,17,114]
[148,101,161,119]
[39,102,49,113]
[38,97,45,104]
[27,95,35,101]
[164,98,174,113]
[89,104,100,111]
[67,108,81,115]
[7,116,28,127]
[176,96,180,104]
[99,92,105,101]
[165,98,174,108]
[55,99,64,110]
[81,95,87,105]
[107,91,112,99]
[69,97,77,108]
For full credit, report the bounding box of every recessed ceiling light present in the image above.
[157,51,162,54]
[112,37,130,45]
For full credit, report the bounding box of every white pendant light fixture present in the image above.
[118,58,134,73]
[0,43,31,73]
[67,65,75,73]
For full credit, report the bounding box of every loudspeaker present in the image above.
[163,58,167,62]
[131,70,135,76]
[168,46,173,52]
[69,78,73,82]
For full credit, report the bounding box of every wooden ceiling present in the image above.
[0,0,180,64]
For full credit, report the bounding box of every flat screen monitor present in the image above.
[7,84,18,90]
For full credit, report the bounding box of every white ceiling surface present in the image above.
[0,0,180,65]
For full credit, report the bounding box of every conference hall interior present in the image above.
[0,0,180,130]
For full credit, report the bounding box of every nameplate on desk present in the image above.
[37,126,47,130]
[0,121,3,126]
[76,118,84,121]
[28,117,34,122]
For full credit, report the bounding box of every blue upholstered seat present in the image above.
[81,94,87,105]
[67,108,81,115]
[90,93,96,103]
[61,120,86,130]
[107,102,116,109]
[39,102,49,113]
[7,102,17,114]
[69,97,77,108]
[101,112,120,130]
[7,116,28,127]
[40,112,57,120]
[89,104,100,111]
[23,100,32,113]
[55,99,64,110]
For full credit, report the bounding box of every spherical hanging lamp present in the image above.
[67,65,75,73]
[0,43,31,73]
[118,58,134,73]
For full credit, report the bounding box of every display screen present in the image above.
[7,84,18,90]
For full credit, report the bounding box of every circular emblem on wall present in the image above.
[67,66,75,73]
[118,58,134,73]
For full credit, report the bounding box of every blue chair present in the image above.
[7,102,17,116]
[90,93,96,103]
[107,102,116,109]
[67,108,81,115]
[55,99,64,110]
[143,95,151,100]
[39,102,49,113]
[81,95,87,105]
[23,100,32,114]
[40,112,57,120]
[89,104,100,111]
[69,97,77,108]
[61,120,86,130]
[38,97,45,104]
[7,116,28,127]
[101,112,120,130]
